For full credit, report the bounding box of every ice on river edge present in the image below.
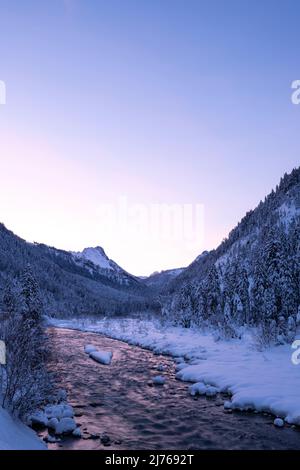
[49,317,300,427]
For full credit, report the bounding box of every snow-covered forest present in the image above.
[162,168,300,346]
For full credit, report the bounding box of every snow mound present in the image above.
[0,409,45,450]
[55,417,77,435]
[31,410,49,427]
[44,434,61,443]
[48,417,59,430]
[89,350,113,365]
[190,382,207,396]
[72,427,82,438]
[45,404,74,419]
[153,375,166,385]
[190,382,219,397]
[205,385,219,397]
[30,401,79,438]
[84,344,97,354]
[274,418,284,428]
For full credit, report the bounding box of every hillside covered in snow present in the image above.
[0,225,154,318]
[163,167,300,345]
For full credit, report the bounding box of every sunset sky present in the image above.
[0,0,299,275]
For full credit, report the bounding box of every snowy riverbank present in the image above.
[0,409,45,450]
[49,317,300,426]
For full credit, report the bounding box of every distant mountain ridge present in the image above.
[0,225,153,317]
[143,267,185,289]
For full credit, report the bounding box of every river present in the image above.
[39,327,300,450]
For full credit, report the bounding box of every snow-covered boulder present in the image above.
[55,417,77,435]
[45,404,74,420]
[61,405,74,418]
[48,417,59,430]
[274,418,284,428]
[190,382,207,396]
[44,434,61,443]
[89,350,113,365]
[189,382,219,397]
[84,344,97,354]
[153,375,166,385]
[224,401,232,410]
[72,427,82,438]
[205,385,219,397]
[30,411,48,427]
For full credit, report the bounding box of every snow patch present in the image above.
[0,409,45,450]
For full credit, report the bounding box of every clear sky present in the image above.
[0,0,299,275]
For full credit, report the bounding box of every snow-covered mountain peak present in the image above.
[69,245,144,287]
[72,246,121,271]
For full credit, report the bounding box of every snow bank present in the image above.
[176,343,300,424]
[0,409,45,450]
[45,403,74,420]
[50,317,300,426]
